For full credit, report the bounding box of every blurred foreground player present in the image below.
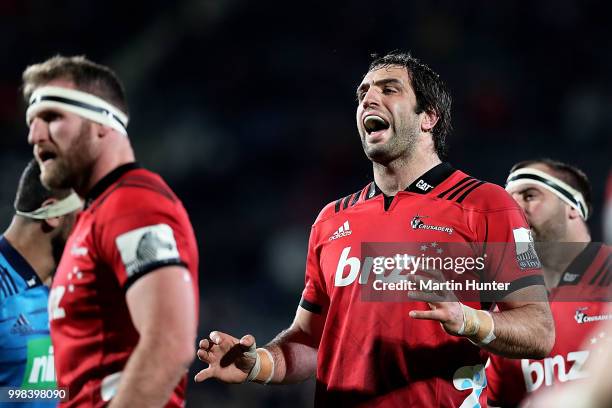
[0,160,79,407]
[487,159,611,407]
[605,169,612,244]
[526,307,612,408]
[23,55,199,407]
[195,52,554,407]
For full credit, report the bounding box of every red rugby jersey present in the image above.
[300,162,545,408]
[49,163,199,407]
[487,243,611,407]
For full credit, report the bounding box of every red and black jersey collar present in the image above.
[85,162,140,208]
[557,242,603,287]
[367,162,456,199]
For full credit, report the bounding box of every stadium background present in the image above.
[0,1,610,406]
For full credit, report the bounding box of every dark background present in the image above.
[1,1,610,406]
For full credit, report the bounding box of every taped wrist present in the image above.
[457,303,496,345]
[246,347,275,384]
[245,343,260,382]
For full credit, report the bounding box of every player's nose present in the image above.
[511,193,529,213]
[361,87,381,110]
[28,118,49,145]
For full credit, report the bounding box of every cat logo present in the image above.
[416,179,433,191]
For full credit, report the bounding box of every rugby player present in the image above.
[0,160,79,407]
[487,159,611,407]
[23,55,199,407]
[195,52,554,407]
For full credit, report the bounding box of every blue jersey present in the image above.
[0,236,56,407]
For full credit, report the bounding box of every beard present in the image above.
[361,116,419,165]
[532,201,568,262]
[531,203,567,243]
[41,121,95,190]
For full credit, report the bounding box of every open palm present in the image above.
[194,331,257,384]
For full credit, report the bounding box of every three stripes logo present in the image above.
[11,313,34,335]
[436,176,486,203]
[329,221,352,241]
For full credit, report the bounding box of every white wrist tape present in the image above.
[457,304,496,345]
[478,311,496,345]
[245,343,260,382]
[245,347,275,384]
[457,303,479,336]
[260,348,275,384]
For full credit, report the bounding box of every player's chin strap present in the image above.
[505,168,589,220]
[26,86,129,136]
[15,192,82,220]
[457,304,496,346]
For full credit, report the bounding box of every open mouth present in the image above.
[363,115,390,134]
[38,150,57,163]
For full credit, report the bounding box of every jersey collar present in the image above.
[85,162,140,208]
[557,242,602,286]
[0,235,43,288]
[367,162,456,198]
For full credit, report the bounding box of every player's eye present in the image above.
[39,111,62,123]
[383,87,398,95]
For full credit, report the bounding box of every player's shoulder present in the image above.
[459,182,519,211]
[313,184,372,226]
[92,167,178,212]
[586,243,612,287]
[0,240,31,298]
[112,168,177,201]
[438,169,520,213]
[0,263,16,302]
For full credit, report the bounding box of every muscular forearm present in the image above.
[260,326,317,384]
[481,303,554,359]
[109,337,193,407]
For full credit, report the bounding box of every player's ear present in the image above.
[567,204,581,221]
[95,122,114,139]
[89,118,116,139]
[40,198,61,229]
[421,109,439,133]
[43,216,61,229]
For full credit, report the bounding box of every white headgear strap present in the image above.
[15,192,82,220]
[26,86,128,135]
[506,167,589,220]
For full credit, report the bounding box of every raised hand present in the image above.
[194,331,258,383]
[406,269,465,335]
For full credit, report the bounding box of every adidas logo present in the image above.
[11,313,34,335]
[329,221,352,241]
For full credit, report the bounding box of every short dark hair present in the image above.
[510,158,593,216]
[14,160,72,214]
[369,51,453,157]
[22,55,128,115]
